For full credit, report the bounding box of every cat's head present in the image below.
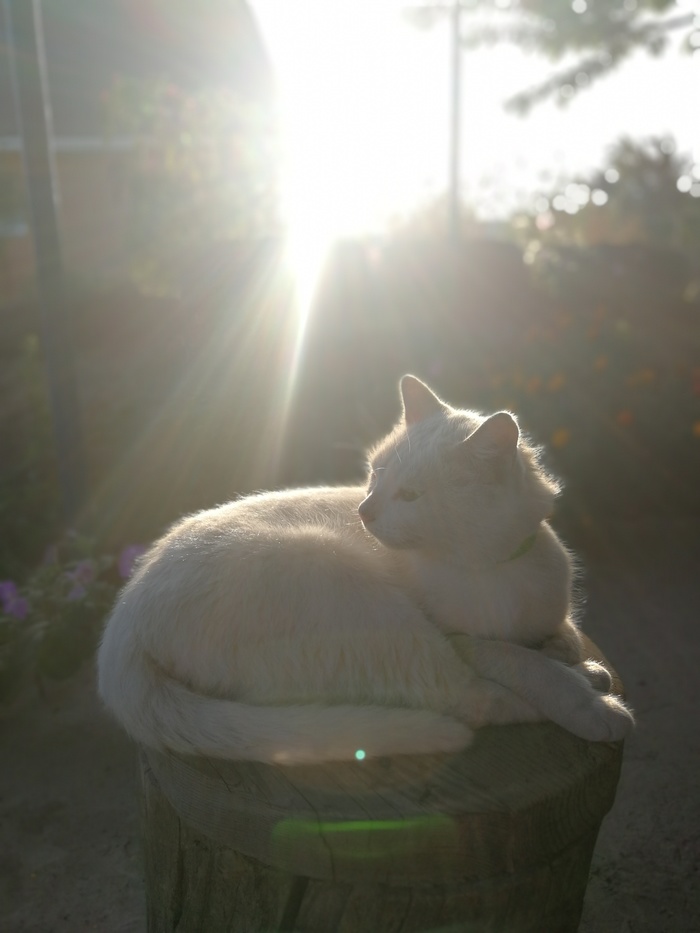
[358,375,560,555]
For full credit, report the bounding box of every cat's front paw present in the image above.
[575,659,613,694]
[575,693,635,742]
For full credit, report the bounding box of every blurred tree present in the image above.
[517,136,700,248]
[101,0,281,296]
[120,0,276,99]
[405,1,696,112]
[512,137,700,303]
[103,77,280,295]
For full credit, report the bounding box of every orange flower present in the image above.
[551,428,571,448]
[692,421,700,439]
[616,410,634,427]
[557,312,573,330]
[593,355,608,371]
[547,373,566,392]
[626,368,656,388]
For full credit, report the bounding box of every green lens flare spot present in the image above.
[355,749,366,760]
[273,814,457,863]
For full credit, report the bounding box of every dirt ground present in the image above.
[1,517,699,933]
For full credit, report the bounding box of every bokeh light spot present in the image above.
[551,428,571,449]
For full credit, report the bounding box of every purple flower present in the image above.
[67,559,96,586]
[5,595,30,619]
[67,584,87,602]
[0,580,18,607]
[1,581,30,619]
[118,545,146,580]
[63,560,96,598]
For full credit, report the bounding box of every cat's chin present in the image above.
[365,526,421,551]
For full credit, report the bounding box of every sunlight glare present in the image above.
[252,0,448,316]
[251,0,451,451]
[250,0,700,333]
[253,0,700,238]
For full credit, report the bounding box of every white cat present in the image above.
[97,375,633,763]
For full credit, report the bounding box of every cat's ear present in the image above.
[449,412,519,482]
[400,375,445,425]
[467,412,519,460]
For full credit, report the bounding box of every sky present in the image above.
[251,0,700,240]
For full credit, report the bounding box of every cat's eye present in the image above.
[396,487,422,502]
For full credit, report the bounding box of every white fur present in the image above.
[97,376,633,763]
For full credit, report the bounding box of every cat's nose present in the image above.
[358,496,376,524]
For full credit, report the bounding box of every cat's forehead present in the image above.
[369,410,483,470]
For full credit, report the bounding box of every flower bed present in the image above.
[0,535,145,704]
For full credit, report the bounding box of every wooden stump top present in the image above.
[142,637,624,885]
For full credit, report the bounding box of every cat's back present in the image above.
[129,484,371,592]
[110,483,392,654]
[184,484,366,542]
[237,485,365,531]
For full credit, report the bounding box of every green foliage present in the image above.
[405,0,695,111]
[0,534,147,703]
[433,299,700,518]
[511,137,700,300]
[593,137,700,246]
[0,335,62,577]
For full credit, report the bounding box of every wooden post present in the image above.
[140,641,625,932]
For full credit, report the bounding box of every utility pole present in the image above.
[4,0,85,522]
[407,1,463,242]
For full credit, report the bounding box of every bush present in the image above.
[0,534,145,704]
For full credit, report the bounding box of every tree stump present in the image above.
[140,639,625,932]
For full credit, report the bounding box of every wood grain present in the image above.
[141,637,625,931]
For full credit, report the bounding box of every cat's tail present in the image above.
[97,644,473,764]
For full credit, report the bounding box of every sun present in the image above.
[252,0,450,312]
[250,1,553,302]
